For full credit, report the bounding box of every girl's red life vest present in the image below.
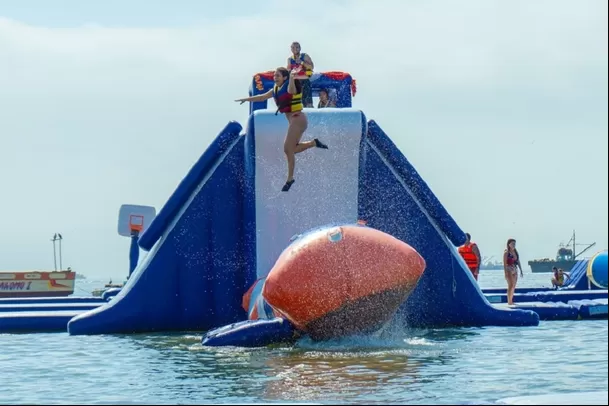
[273,81,304,114]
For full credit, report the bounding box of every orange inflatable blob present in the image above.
[262,225,426,340]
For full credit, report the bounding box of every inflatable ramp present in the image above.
[68,72,538,336]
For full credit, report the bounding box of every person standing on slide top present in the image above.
[235,67,328,192]
[287,41,314,108]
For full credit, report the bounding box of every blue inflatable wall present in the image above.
[68,71,538,336]
[69,122,255,334]
[360,121,536,327]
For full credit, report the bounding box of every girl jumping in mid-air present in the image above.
[235,67,328,192]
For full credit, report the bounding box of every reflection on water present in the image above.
[112,327,473,404]
[261,349,423,403]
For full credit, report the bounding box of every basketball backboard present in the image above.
[118,204,156,237]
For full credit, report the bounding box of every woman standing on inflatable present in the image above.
[236,67,328,192]
[503,238,524,306]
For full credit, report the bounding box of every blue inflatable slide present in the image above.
[67,70,539,338]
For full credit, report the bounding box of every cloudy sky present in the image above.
[0,0,607,280]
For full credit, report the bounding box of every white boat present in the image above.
[0,270,76,298]
[0,233,78,298]
[91,280,124,297]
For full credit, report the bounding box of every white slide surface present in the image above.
[251,108,366,277]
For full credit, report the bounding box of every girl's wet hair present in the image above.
[275,67,302,93]
[276,67,289,79]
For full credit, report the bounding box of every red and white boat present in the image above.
[0,270,76,298]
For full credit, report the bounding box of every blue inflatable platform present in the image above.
[485,290,608,305]
[65,71,539,339]
[202,318,298,347]
[494,298,607,321]
[0,310,90,333]
[0,297,107,333]
[0,296,107,305]
[0,302,102,313]
[483,255,608,322]
[483,257,606,294]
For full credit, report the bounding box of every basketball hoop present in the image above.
[129,214,144,233]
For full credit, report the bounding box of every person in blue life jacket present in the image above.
[286,41,314,108]
[235,67,328,192]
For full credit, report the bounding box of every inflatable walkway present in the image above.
[67,71,538,336]
[485,251,608,321]
[0,296,106,333]
[483,256,607,295]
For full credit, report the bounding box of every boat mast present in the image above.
[58,233,63,271]
[571,229,596,259]
[51,233,58,271]
[573,229,575,260]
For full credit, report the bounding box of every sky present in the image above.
[0,0,607,280]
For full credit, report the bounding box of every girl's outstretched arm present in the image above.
[236,89,273,103]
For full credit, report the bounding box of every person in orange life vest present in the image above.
[287,41,314,108]
[458,233,481,281]
[235,67,328,192]
[503,238,523,306]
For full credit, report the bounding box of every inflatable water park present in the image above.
[1,70,607,344]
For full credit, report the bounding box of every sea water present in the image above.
[0,272,607,405]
